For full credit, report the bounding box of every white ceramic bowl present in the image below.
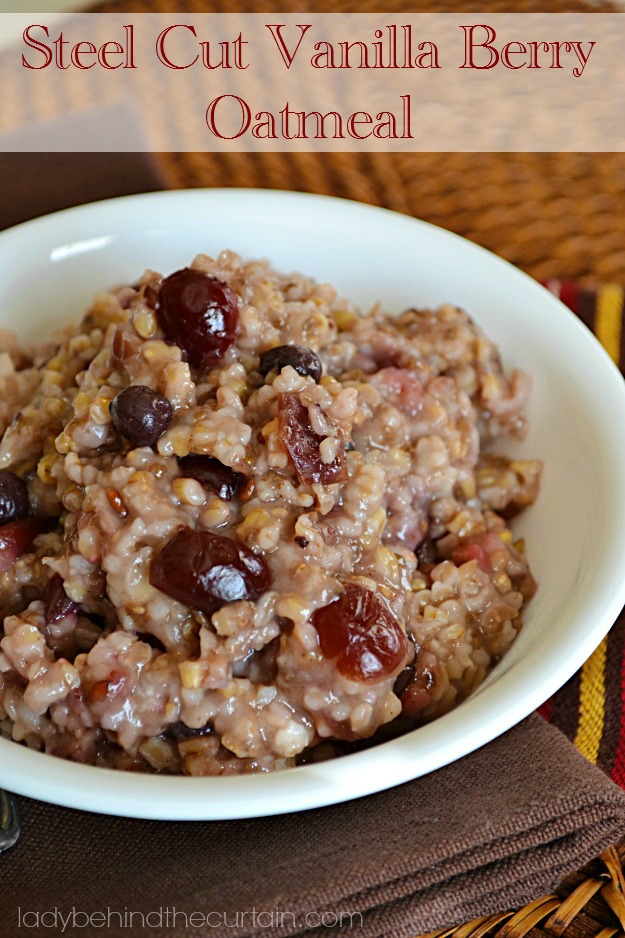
[0,189,624,820]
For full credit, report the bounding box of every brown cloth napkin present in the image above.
[1,151,625,938]
[3,716,625,938]
[0,150,167,231]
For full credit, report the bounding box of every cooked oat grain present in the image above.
[0,252,541,775]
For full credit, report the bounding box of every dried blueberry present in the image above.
[168,721,213,742]
[110,385,173,448]
[259,345,322,382]
[0,470,29,525]
[393,660,417,699]
[178,455,245,501]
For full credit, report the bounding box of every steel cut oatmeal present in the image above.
[0,252,541,775]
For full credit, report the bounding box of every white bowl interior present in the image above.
[0,189,624,820]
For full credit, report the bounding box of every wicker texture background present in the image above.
[37,0,625,933]
[157,152,625,286]
[77,4,621,287]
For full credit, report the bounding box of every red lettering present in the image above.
[98,41,124,70]
[22,24,52,69]
[526,41,550,69]
[205,95,250,139]
[460,24,499,70]
[501,41,526,69]
[265,24,311,69]
[156,24,199,69]
[346,112,373,139]
[252,112,277,139]
[70,40,97,69]
[53,33,70,69]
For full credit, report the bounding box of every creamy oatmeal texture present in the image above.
[0,253,541,775]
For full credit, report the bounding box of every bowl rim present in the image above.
[1,187,625,821]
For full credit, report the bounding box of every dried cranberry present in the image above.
[110,385,173,448]
[259,345,322,382]
[312,584,408,682]
[451,542,491,572]
[156,268,239,369]
[43,573,79,623]
[178,455,245,501]
[278,392,347,486]
[0,470,29,525]
[150,526,271,616]
[0,518,48,573]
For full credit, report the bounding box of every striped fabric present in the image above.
[540,281,625,781]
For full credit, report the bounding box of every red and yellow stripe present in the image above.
[575,638,608,764]
[545,283,624,769]
[595,284,624,367]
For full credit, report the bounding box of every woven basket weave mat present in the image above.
[85,2,625,287]
[156,152,625,286]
